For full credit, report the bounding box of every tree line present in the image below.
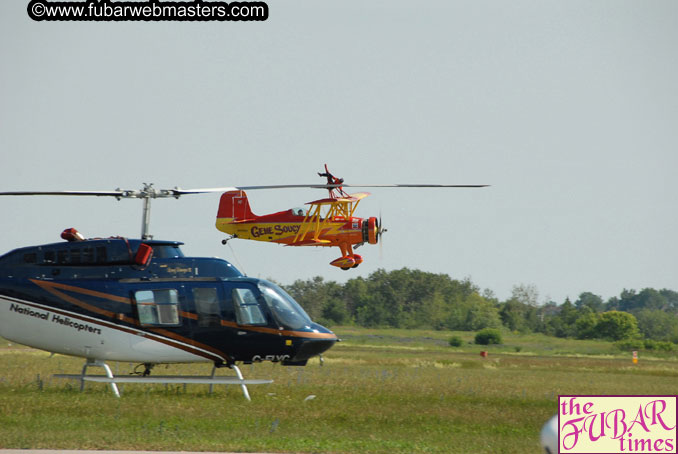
[282,268,678,346]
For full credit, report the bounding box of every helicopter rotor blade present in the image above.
[0,183,489,198]
[340,184,489,188]
[180,183,490,193]
[0,190,126,197]
[174,184,490,193]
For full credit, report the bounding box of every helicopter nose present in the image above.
[292,337,337,362]
[286,323,337,364]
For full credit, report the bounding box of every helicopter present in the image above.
[0,227,336,399]
[0,166,487,399]
[216,165,489,269]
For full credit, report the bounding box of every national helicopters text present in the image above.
[9,302,102,335]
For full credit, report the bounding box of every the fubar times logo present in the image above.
[558,395,677,453]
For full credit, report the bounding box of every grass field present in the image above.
[2,328,678,453]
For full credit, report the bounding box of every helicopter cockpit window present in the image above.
[193,287,220,328]
[232,287,267,326]
[258,281,312,330]
[135,289,181,326]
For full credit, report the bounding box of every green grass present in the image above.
[2,328,678,453]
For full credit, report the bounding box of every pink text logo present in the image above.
[559,395,677,453]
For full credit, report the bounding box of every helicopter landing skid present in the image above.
[54,360,272,401]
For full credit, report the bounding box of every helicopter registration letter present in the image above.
[558,395,677,453]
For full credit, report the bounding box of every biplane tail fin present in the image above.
[216,190,256,222]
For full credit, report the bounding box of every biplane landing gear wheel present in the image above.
[221,234,237,245]
[335,253,362,270]
[331,255,356,269]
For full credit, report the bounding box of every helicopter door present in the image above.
[192,286,222,328]
[232,287,267,325]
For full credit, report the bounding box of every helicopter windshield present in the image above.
[257,281,312,330]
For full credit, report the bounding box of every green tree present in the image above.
[575,292,604,312]
[499,299,540,333]
[574,309,600,339]
[344,268,491,330]
[284,276,345,323]
[321,299,351,326]
[635,309,678,342]
[547,298,578,338]
[464,293,502,330]
[660,289,678,312]
[596,311,639,340]
[617,288,668,313]
[342,276,368,317]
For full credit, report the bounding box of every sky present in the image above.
[1,0,676,304]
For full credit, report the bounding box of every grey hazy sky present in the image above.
[1,1,676,303]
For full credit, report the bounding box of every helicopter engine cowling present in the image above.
[363,217,379,245]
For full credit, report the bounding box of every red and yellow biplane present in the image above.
[216,166,487,270]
